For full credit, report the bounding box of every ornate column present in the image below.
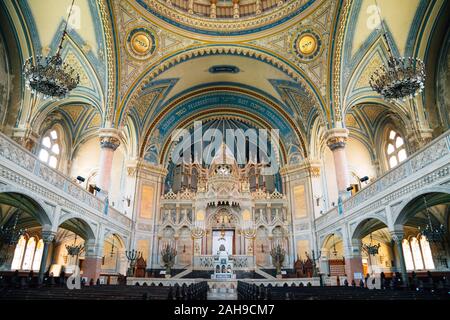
[210,0,217,18]
[325,128,351,197]
[97,129,120,193]
[83,237,104,283]
[390,230,409,286]
[38,230,56,284]
[188,0,194,14]
[343,236,364,283]
[255,0,262,15]
[232,0,240,19]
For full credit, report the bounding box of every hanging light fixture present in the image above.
[110,236,115,257]
[362,233,381,256]
[23,0,80,100]
[369,1,425,102]
[331,234,338,257]
[65,234,84,257]
[418,197,446,243]
[0,212,26,246]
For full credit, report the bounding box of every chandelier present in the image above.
[23,0,79,100]
[418,197,446,243]
[331,234,338,257]
[369,3,425,102]
[65,234,84,256]
[362,233,381,256]
[0,213,26,246]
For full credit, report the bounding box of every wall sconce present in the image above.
[123,196,131,207]
[76,176,85,183]
[360,176,369,183]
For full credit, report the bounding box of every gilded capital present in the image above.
[99,128,121,151]
[325,128,349,151]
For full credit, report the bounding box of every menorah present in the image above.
[191,221,206,239]
[270,244,286,276]
[240,221,257,239]
[161,243,177,277]
[125,249,142,277]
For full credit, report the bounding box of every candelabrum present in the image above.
[161,243,177,276]
[270,244,286,276]
[125,249,142,277]
[191,221,206,239]
[309,250,322,277]
[240,221,257,239]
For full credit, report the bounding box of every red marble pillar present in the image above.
[83,257,103,283]
[345,256,364,283]
[325,128,350,196]
[97,129,120,193]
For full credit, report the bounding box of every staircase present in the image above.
[172,266,193,279]
[255,267,276,280]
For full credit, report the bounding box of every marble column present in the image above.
[344,238,364,283]
[38,230,56,284]
[97,129,120,193]
[391,230,409,286]
[83,238,104,283]
[325,128,351,197]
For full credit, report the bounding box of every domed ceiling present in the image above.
[133,0,320,39]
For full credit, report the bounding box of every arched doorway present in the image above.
[52,217,96,279]
[320,233,345,276]
[351,217,394,278]
[101,233,126,275]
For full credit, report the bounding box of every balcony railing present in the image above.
[0,132,131,228]
[316,130,450,229]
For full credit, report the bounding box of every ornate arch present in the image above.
[116,45,328,128]
[140,85,308,166]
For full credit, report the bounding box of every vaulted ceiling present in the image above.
[0,0,448,166]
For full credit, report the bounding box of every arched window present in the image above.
[402,236,435,271]
[32,239,44,271]
[38,129,60,169]
[410,237,424,270]
[420,236,435,270]
[22,237,36,270]
[402,239,415,271]
[386,130,407,169]
[11,236,26,270]
[10,236,45,271]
